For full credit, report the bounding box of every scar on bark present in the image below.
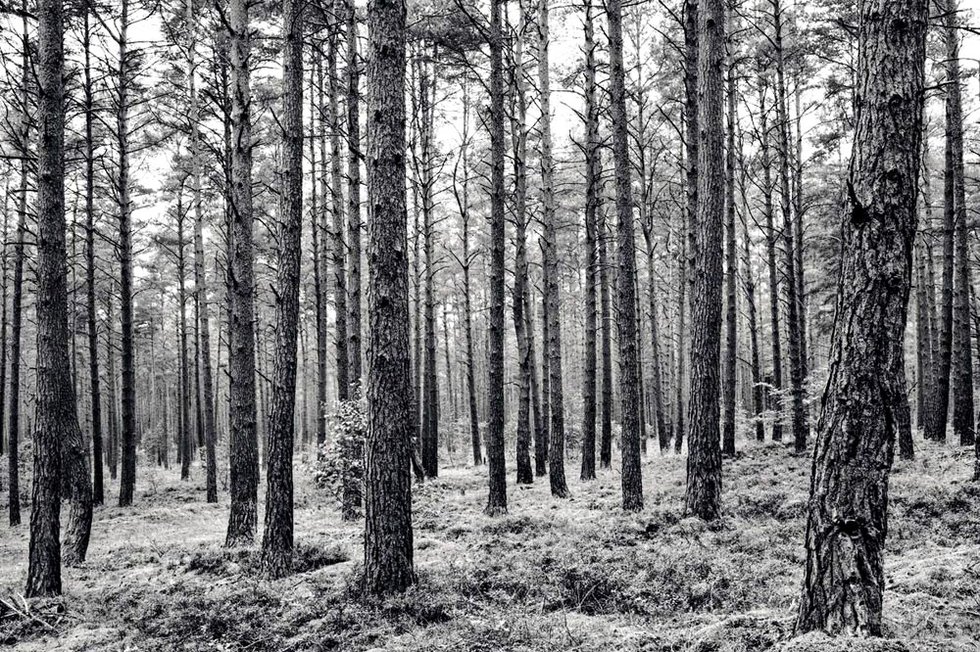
[848,180,870,225]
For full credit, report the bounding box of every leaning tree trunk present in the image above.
[797,0,927,635]
[607,0,642,511]
[686,0,724,522]
[261,0,303,577]
[363,0,415,593]
[225,0,259,546]
[485,0,508,515]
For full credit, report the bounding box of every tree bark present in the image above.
[686,0,724,521]
[797,0,927,634]
[364,0,415,593]
[607,0,642,511]
[346,0,362,391]
[261,0,303,577]
[722,17,737,459]
[225,0,259,546]
[486,0,508,515]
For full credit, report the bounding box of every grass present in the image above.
[0,438,978,651]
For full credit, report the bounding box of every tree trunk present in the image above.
[607,0,642,511]
[261,0,303,577]
[580,0,599,480]
[83,8,103,506]
[599,207,613,466]
[313,51,328,448]
[760,75,784,443]
[722,18,737,459]
[772,0,807,454]
[177,194,192,481]
[686,0,724,521]
[346,0,362,391]
[419,50,439,478]
[27,0,70,595]
[486,0,508,515]
[510,6,533,486]
[941,0,974,448]
[364,0,415,593]
[797,0,927,634]
[118,0,138,507]
[225,0,259,546]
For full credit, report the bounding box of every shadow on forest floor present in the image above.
[0,438,978,651]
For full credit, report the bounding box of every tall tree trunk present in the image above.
[580,0,599,479]
[118,0,138,507]
[686,0,724,521]
[419,50,439,478]
[106,288,119,480]
[345,0,362,391]
[739,154,766,442]
[8,13,28,527]
[760,75,784,442]
[28,0,87,593]
[797,0,927,634]
[188,0,217,502]
[538,0,567,498]
[313,51,327,448]
[261,0,303,577]
[607,0,642,511]
[941,0,974,447]
[510,5,533,485]
[225,0,259,546]
[364,0,415,593]
[599,207,613,466]
[486,0,508,515]
[722,18,737,459]
[330,11,349,403]
[772,0,807,454]
[83,7,103,506]
[177,195,192,481]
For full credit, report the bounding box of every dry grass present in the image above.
[0,439,977,651]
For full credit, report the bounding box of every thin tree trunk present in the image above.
[345,0,362,391]
[722,18,737,459]
[760,75,784,443]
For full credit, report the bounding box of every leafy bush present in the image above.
[307,393,366,510]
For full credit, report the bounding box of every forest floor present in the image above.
[1,439,978,651]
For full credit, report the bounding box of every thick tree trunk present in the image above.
[686,0,724,521]
[225,0,259,546]
[607,0,642,511]
[486,0,508,515]
[797,0,927,634]
[27,0,72,595]
[364,0,415,593]
[261,0,303,577]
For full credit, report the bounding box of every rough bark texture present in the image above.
[364,0,415,593]
[607,0,642,512]
[686,0,724,522]
[599,207,613,467]
[419,53,438,479]
[796,0,927,635]
[261,0,303,579]
[225,0,259,546]
[486,0,508,515]
[329,11,349,405]
[27,0,72,595]
[760,77,784,443]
